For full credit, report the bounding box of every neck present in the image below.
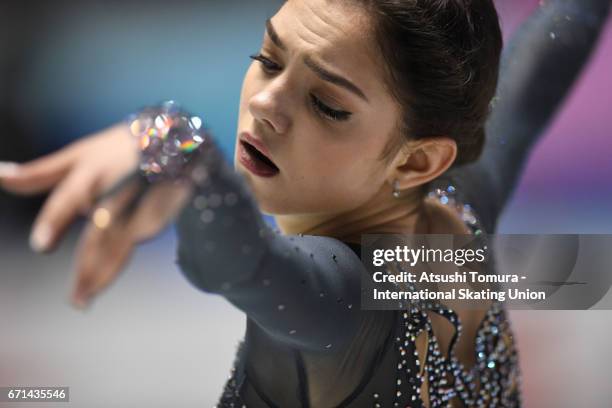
[274,184,429,243]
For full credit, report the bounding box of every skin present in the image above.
[235,0,458,243]
[0,3,480,402]
[0,0,461,307]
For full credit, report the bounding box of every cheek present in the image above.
[238,65,258,122]
[288,142,384,211]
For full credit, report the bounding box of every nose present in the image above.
[248,83,291,134]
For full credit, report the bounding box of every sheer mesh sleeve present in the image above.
[174,138,367,353]
[447,0,610,233]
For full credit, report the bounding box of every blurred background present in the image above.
[0,0,610,406]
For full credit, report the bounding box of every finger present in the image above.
[30,169,98,253]
[70,179,143,306]
[71,222,135,308]
[127,180,192,242]
[71,191,139,308]
[0,142,81,195]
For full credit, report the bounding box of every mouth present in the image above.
[238,138,280,177]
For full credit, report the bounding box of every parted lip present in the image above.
[239,131,272,160]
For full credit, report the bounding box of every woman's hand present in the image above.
[0,124,140,251]
[70,175,191,308]
[0,124,192,308]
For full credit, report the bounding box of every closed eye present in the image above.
[310,94,352,122]
[249,53,281,74]
[249,52,352,122]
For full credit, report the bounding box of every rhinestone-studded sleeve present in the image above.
[447,0,610,233]
[174,137,365,352]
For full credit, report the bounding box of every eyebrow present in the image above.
[266,18,286,50]
[303,56,369,102]
[265,19,369,103]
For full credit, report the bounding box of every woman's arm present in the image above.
[0,122,370,351]
[449,0,610,233]
[175,140,368,352]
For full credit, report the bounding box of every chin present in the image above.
[251,191,294,215]
[232,165,279,212]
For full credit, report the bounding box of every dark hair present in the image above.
[359,0,503,166]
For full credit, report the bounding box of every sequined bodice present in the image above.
[214,183,521,408]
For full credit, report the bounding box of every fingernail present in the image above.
[0,161,19,178]
[71,296,89,310]
[30,224,52,252]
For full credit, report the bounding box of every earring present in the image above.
[392,179,401,198]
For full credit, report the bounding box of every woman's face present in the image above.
[235,0,401,216]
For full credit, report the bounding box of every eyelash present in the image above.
[249,53,280,73]
[249,53,352,122]
[309,94,351,122]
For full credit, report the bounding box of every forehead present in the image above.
[272,0,388,93]
[278,0,370,45]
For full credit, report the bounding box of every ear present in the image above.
[386,137,457,190]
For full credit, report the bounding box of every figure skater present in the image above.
[0,0,608,406]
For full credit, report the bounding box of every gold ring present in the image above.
[92,207,112,230]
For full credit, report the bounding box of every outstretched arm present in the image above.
[0,115,375,353]
[175,139,370,352]
[450,0,610,233]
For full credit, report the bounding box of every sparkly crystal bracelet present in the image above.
[127,100,209,182]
